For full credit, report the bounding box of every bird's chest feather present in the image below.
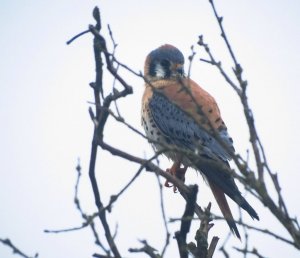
[141,101,173,153]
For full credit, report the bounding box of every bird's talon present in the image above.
[164,164,187,193]
[164,180,172,188]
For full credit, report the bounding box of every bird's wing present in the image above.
[148,78,234,161]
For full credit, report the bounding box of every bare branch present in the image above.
[175,185,198,258]
[233,247,267,258]
[219,233,231,258]
[200,0,300,250]
[207,237,220,258]
[62,2,300,257]
[66,29,90,45]
[129,240,161,258]
[208,0,238,68]
[87,7,126,258]
[0,238,38,258]
[198,35,241,95]
[187,203,219,258]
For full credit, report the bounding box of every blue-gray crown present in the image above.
[148,44,185,64]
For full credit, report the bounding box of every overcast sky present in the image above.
[0,0,299,257]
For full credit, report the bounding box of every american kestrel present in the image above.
[141,44,259,238]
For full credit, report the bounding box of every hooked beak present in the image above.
[171,63,184,76]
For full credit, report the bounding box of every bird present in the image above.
[141,44,259,239]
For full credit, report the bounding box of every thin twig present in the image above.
[233,247,267,258]
[0,238,38,258]
[208,0,238,67]
[45,159,110,254]
[155,174,170,257]
[213,215,296,248]
[203,0,300,249]
[219,233,231,258]
[129,240,161,258]
[104,152,162,212]
[198,35,241,95]
[66,29,90,45]
[187,45,196,79]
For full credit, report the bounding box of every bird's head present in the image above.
[144,44,185,81]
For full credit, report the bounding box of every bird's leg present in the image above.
[165,159,188,192]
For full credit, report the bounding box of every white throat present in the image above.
[154,63,166,78]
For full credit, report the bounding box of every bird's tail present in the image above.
[209,180,241,239]
[195,158,259,221]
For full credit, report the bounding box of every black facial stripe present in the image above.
[149,61,156,77]
[160,59,171,78]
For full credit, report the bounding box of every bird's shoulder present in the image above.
[143,78,226,132]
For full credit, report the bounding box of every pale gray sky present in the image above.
[0,0,299,257]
